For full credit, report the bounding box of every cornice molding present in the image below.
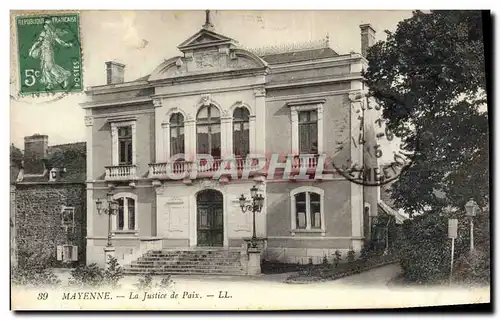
[148,67,268,87]
[85,80,150,95]
[80,96,153,109]
[268,53,367,70]
[266,74,362,90]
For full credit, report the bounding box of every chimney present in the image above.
[105,61,126,84]
[24,134,48,159]
[23,134,48,174]
[360,24,376,57]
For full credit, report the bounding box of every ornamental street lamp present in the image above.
[96,192,119,248]
[239,185,264,240]
[465,198,479,253]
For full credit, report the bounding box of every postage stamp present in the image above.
[15,13,82,95]
[9,10,490,311]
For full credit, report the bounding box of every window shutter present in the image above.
[71,246,78,261]
[56,246,63,261]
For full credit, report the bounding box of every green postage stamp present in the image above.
[16,13,82,95]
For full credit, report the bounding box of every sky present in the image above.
[10,10,413,149]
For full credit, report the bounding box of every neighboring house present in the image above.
[82,17,384,268]
[12,134,87,268]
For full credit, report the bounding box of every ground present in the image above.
[51,263,403,287]
[13,264,490,310]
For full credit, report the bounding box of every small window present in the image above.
[117,198,125,230]
[61,207,75,227]
[170,113,185,156]
[233,107,250,157]
[115,196,136,231]
[295,193,307,229]
[310,193,321,229]
[292,189,323,231]
[57,245,78,262]
[298,110,318,154]
[118,125,133,165]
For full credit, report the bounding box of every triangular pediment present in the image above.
[177,28,237,52]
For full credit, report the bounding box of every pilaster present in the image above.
[184,115,196,162]
[253,87,266,154]
[161,122,170,162]
[221,115,232,158]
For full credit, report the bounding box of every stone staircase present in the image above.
[123,248,246,275]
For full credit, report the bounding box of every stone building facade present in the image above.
[12,134,87,268]
[82,17,386,267]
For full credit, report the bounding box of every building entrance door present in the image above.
[197,189,223,247]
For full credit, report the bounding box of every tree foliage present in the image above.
[363,10,488,214]
[10,144,23,166]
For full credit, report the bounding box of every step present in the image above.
[129,264,241,270]
[132,262,241,267]
[144,255,240,259]
[137,257,241,263]
[147,251,239,256]
[123,249,245,276]
[122,270,245,276]
[123,269,245,275]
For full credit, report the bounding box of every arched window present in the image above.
[115,196,136,231]
[233,107,250,157]
[290,187,325,233]
[196,105,221,158]
[170,113,185,156]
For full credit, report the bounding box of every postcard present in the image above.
[10,9,490,310]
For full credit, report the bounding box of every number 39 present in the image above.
[24,69,40,86]
[37,292,48,300]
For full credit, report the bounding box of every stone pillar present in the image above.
[185,116,196,162]
[162,122,170,162]
[349,86,367,253]
[253,87,266,154]
[221,115,232,158]
[103,246,115,269]
[247,249,262,275]
[290,110,299,155]
[249,115,256,153]
[244,239,264,275]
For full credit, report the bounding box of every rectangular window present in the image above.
[61,207,75,226]
[298,110,318,154]
[118,125,133,165]
[170,126,185,156]
[310,193,321,229]
[294,191,323,231]
[128,199,135,231]
[295,193,307,229]
[117,198,124,230]
[57,245,78,262]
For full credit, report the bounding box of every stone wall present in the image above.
[15,183,86,268]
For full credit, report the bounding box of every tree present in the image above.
[363,10,488,215]
[10,144,23,166]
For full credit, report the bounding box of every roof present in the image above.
[378,201,409,225]
[260,47,339,65]
[17,142,86,184]
[380,181,396,206]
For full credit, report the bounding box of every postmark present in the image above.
[331,91,413,186]
[16,13,82,95]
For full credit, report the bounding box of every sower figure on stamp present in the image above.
[28,19,72,90]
